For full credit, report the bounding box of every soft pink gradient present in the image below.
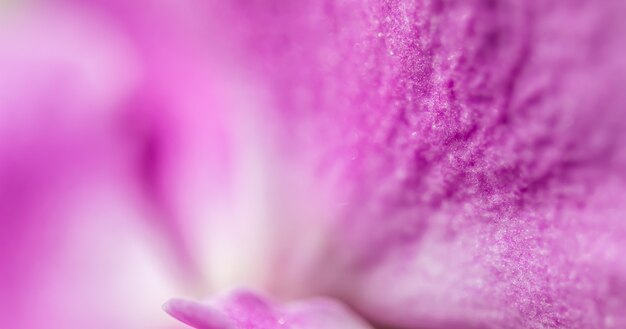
[1,1,626,328]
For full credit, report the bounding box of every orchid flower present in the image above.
[1,0,626,328]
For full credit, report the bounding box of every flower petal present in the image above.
[209,0,626,327]
[0,1,234,327]
[164,290,373,329]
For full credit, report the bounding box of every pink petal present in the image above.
[164,290,373,329]
[0,1,235,327]
[208,0,626,327]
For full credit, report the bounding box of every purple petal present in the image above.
[163,299,233,329]
[208,0,626,327]
[0,1,234,327]
[164,290,373,329]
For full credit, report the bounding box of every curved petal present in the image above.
[4,0,626,328]
[0,1,236,327]
[209,0,626,328]
[164,290,373,329]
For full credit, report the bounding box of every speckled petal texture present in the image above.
[164,290,373,329]
[207,1,626,328]
[2,0,625,328]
